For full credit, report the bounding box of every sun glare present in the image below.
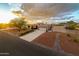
[0,10,18,23]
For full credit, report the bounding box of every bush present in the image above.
[66,21,77,30]
[68,24,76,30]
[20,29,34,36]
[73,38,79,43]
[67,34,71,37]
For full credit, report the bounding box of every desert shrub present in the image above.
[73,37,79,43]
[67,34,71,37]
[66,21,77,30]
[20,29,34,36]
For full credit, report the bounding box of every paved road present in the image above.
[20,28,46,42]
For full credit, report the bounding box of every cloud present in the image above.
[22,3,79,17]
[8,3,22,11]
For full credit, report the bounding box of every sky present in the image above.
[0,3,79,23]
[22,3,79,23]
[0,3,21,23]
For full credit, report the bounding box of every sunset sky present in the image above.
[0,3,79,23]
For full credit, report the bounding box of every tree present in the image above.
[9,18,28,30]
[12,10,23,18]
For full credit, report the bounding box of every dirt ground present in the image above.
[32,32,57,48]
[60,33,79,55]
[32,31,79,55]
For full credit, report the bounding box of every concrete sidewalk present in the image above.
[20,28,46,42]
